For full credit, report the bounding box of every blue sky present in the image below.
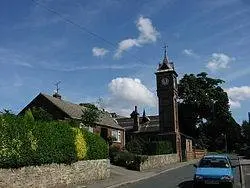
[1,0,250,123]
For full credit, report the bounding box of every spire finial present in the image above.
[143,109,146,117]
[164,43,168,60]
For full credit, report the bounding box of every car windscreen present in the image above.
[198,157,230,168]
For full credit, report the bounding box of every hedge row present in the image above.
[109,145,147,171]
[126,138,173,155]
[0,113,108,168]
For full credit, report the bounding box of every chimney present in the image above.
[53,92,62,100]
[130,106,140,131]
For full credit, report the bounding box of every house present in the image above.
[19,92,125,147]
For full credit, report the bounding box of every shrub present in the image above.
[113,150,134,167]
[146,141,173,155]
[28,121,78,166]
[126,155,148,171]
[126,138,173,156]
[126,138,145,155]
[112,150,148,171]
[109,143,122,163]
[107,136,117,146]
[83,129,108,160]
[73,128,87,160]
[0,113,108,168]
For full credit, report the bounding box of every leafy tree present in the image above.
[81,103,100,127]
[0,109,15,116]
[178,72,241,152]
[242,120,250,146]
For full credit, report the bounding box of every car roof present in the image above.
[203,154,228,159]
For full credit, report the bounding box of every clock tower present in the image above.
[155,47,179,133]
[155,46,182,161]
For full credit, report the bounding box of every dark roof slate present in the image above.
[34,93,124,130]
[116,115,160,133]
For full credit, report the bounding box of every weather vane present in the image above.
[55,81,61,94]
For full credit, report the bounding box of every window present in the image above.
[112,130,121,142]
[199,157,230,168]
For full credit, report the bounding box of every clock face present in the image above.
[161,77,169,86]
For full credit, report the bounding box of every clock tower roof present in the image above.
[156,45,177,76]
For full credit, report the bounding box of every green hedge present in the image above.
[0,113,108,168]
[126,138,173,155]
[112,150,148,171]
[84,130,109,160]
[146,141,173,155]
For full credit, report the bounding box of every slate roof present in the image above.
[116,115,160,133]
[22,93,124,130]
[42,93,86,120]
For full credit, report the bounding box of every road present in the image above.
[119,159,242,188]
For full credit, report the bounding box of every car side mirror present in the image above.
[193,164,197,168]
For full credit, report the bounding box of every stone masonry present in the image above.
[0,159,110,188]
[140,154,178,171]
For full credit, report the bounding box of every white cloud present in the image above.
[108,77,157,106]
[206,53,235,71]
[182,49,198,57]
[229,99,241,109]
[92,47,109,57]
[226,86,250,109]
[105,77,157,116]
[137,16,159,44]
[114,16,160,58]
[114,39,140,58]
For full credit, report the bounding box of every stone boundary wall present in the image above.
[140,154,178,171]
[0,159,110,188]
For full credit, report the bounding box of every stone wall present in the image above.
[0,159,110,188]
[140,154,178,171]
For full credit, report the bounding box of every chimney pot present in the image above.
[53,93,62,99]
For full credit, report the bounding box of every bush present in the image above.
[126,154,148,171]
[112,150,148,171]
[109,143,122,163]
[126,138,145,155]
[113,150,134,167]
[126,138,173,156]
[0,113,108,168]
[83,129,108,160]
[146,141,173,155]
[73,128,87,160]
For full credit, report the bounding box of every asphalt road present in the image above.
[119,159,242,188]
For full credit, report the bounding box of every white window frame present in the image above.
[111,130,121,143]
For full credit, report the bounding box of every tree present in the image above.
[242,120,250,145]
[178,72,241,151]
[81,103,100,128]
